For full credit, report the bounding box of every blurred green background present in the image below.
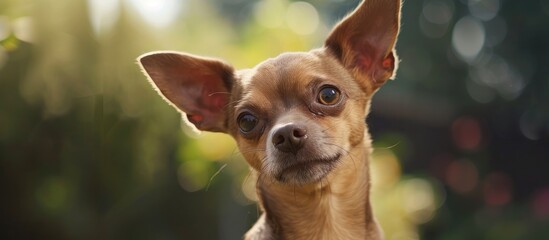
[1,0,548,239]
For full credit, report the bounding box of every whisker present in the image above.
[205,163,227,191]
[208,91,231,97]
[377,141,401,150]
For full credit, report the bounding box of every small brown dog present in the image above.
[138,0,401,239]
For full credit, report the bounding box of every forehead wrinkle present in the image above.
[236,61,278,111]
[273,55,322,108]
[242,52,326,112]
[236,88,273,114]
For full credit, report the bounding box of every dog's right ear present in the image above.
[138,52,234,133]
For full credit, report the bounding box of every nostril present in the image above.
[273,134,285,146]
[292,128,307,138]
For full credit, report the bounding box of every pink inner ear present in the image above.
[358,54,373,71]
[353,41,376,70]
[200,78,229,110]
[188,114,204,124]
[382,54,394,70]
[180,76,230,130]
[352,39,396,83]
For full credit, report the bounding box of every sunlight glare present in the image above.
[13,17,35,43]
[87,0,121,36]
[371,149,402,191]
[286,1,319,35]
[254,0,286,28]
[127,0,184,28]
[401,179,437,224]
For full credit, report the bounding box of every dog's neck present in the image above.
[252,132,382,240]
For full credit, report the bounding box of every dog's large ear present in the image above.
[325,0,401,93]
[138,52,234,132]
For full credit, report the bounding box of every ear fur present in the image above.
[325,0,402,93]
[138,51,234,132]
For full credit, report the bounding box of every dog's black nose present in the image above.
[272,124,307,154]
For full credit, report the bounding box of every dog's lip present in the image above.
[280,153,342,174]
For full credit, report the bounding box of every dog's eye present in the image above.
[238,113,258,133]
[318,86,341,105]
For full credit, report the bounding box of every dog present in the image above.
[137,0,401,239]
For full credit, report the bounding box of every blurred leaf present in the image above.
[0,34,19,50]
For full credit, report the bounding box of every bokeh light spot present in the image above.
[286,1,319,35]
[466,79,496,103]
[240,175,258,202]
[419,0,455,38]
[12,17,35,43]
[254,0,286,28]
[371,149,402,191]
[87,0,121,36]
[195,132,237,161]
[127,0,183,28]
[452,16,485,62]
[35,177,69,214]
[177,159,213,192]
[451,116,482,150]
[469,55,527,100]
[446,159,479,193]
[531,188,549,218]
[423,0,454,24]
[400,179,437,224]
[519,110,544,141]
[468,0,500,21]
[483,172,512,206]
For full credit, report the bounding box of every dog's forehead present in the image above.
[242,51,338,91]
[261,52,322,73]
[237,52,323,105]
[254,52,321,82]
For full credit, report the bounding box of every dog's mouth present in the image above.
[274,153,342,184]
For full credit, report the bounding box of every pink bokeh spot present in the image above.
[445,160,478,194]
[531,188,549,218]
[483,172,512,206]
[451,116,482,151]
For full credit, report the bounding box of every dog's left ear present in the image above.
[325,0,401,93]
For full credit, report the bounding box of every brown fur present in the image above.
[137,0,402,239]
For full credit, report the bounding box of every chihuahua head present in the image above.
[138,0,400,185]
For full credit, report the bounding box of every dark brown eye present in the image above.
[238,113,258,133]
[318,86,341,105]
